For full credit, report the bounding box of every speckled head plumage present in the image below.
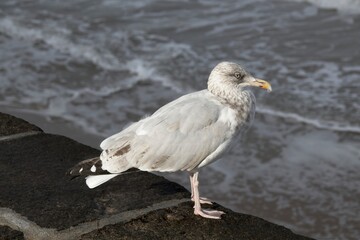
[208,61,271,92]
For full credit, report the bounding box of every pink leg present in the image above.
[189,174,213,205]
[190,171,225,219]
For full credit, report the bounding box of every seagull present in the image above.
[69,62,271,219]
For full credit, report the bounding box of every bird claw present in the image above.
[194,208,225,219]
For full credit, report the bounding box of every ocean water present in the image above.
[0,0,359,239]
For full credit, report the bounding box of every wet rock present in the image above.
[0,112,42,136]
[0,133,189,230]
[0,112,314,240]
[0,226,24,240]
[81,202,313,240]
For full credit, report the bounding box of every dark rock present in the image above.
[0,113,314,240]
[0,226,24,240]
[0,112,42,136]
[80,202,313,240]
[0,133,189,230]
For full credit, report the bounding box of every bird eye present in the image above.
[234,72,243,79]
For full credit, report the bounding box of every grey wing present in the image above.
[99,91,232,173]
[100,121,140,150]
[99,90,211,151]
[127,91,232,172]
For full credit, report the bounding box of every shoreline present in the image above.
[1,106,103,149]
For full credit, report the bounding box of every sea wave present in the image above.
[125,59,186,93]
[69,59,186,98]
[291,0,360,14]
[0,17,122,70]
[257,106,360,134]
[0,17,196,94]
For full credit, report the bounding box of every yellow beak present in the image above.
[252,78,272,92]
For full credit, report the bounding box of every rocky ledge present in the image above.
[0,112,314,240]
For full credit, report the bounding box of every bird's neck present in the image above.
[208,80,254,109]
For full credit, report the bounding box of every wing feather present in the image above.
[100,90,234,173]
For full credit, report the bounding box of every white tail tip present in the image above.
[85,174,119,189]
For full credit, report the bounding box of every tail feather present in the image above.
[67,157,108,178]
[85,174,119,189]
[67,155,141,189]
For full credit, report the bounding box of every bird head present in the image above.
[208,62,272,92]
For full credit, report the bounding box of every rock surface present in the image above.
[0,112,314,240]
[81,202,309,240]
[0,112,42,137]
[0,226,24,240]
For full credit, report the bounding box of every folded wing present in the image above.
[100,91,233,173]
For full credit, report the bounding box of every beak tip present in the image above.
[254,78,272,92]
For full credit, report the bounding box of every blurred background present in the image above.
[0,0,359,239]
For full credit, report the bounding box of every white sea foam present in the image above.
[0,17,122,70]
[291,0,360,14]
[257,106,360,134]
[125,59,187,93]
[68,60,191,98]
[0,17,197,95]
